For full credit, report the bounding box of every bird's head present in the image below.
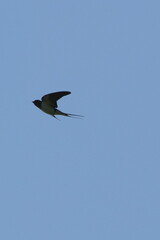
[32,100,41,108]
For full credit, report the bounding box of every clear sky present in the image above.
[1,0,160,239]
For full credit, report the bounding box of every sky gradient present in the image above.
[1,0,160,239]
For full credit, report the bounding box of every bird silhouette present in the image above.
[32,91,83,120]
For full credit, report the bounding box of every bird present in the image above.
[32,91,83,119]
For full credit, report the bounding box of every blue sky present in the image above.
[1,0,160,239]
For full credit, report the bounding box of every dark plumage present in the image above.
[32,91,83,119]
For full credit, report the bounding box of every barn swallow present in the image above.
[32,91,83,119]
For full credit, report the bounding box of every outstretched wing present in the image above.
[41,91,71,108]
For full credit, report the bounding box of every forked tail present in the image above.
[55,109,84,119]
[65,113,84,119]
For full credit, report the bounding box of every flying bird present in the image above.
[32,91,83,119]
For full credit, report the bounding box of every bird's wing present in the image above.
[41,91,71,108]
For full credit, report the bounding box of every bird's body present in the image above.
[32,91,83,119]
[41,102,56,115]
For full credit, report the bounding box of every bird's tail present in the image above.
[55,109,83,119]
